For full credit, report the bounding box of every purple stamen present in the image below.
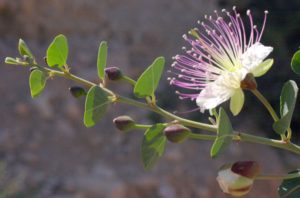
[169,7,269,101]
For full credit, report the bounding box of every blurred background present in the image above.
[0,0,300,197]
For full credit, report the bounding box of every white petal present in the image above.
[217,168,253,195]
[196,78,235,111]
[241,42,273,72]
[217,168,241,194]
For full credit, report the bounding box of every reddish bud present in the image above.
[105,67,123,81]
[113,115,135,131]
[231,161,260,179]
[164,124,191,143]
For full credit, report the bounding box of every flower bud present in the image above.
[217,161,260,197]
[5,57,19,65]
[113,115,135,131]
[163,124,191,143]
[241,73,257,90]
[69,86,87,98]
[105,67,123,81]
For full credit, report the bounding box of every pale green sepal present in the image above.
[252,59,273,77]
[230,88,245,116]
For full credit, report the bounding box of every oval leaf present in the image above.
[278,169,300,198]
[273,80,298,135]
[291,50,300,75]
[18,39,34,59]
[84,86,110,127]
[97,41,108,80]
[252,59,274,77]
[141,124,166,170]
[230,88,244,116]
[46,34,68,68]
[210,107,233,158]
[29,70,47,98]
[134,57,165,98]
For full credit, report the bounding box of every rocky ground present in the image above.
[0,0,299,197]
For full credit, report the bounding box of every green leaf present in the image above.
[278,169,300,198]
[18,39,34,58]
[252,59,274,77]
[46,34,68,68]
[230,88,244,116]
[84,86,110,127]
[29,70,47,98]
[273,80,298,135]
[291,50,300,75]
[141,124,166,170]
[97,41,108,80]
[210,107,233,158]
[134,57,165,98]
[5,57,19,65]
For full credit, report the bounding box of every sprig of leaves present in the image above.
[97,41,108,81]
[134,57,165,99]
[278,169,300,198]
[84,86,111,127]
[141,124,167,170]
[46,34,68,68]
[273,81,298,135]
[210,107,233,158]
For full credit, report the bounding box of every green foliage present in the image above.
[134,57,165,98]
[141,124,166,170]
[97,41,108,81]
[5,30,300,198]
[29,70,47,98]
[211,108,233,158]
[230,89,244,116]
[253,59,274,77]
[46,34,68,68]
[273,80,298,135]
[84,86,110,127]
[278,169,300,198]
[18,39,34,59]
[291,50,300,75]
